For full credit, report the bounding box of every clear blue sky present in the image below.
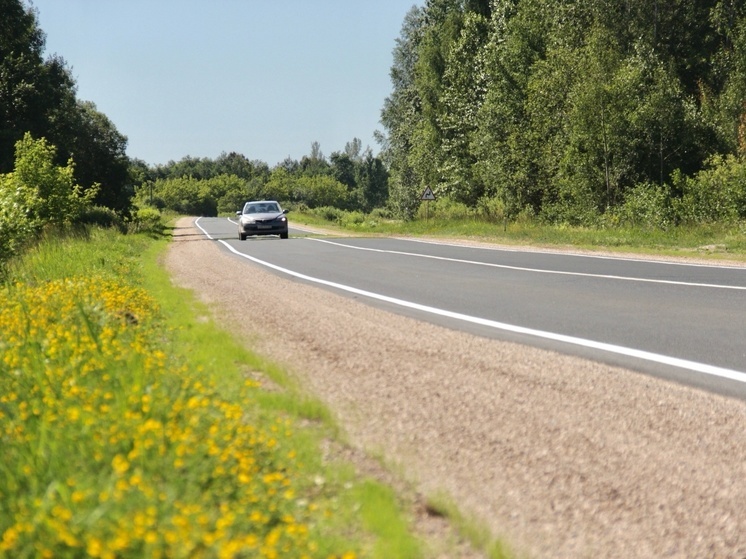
[30,1,418,167]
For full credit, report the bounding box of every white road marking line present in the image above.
[193,218,746,385]
[397,236,746,270]
[308,238,746,291]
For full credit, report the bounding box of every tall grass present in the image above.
[296,209,746,260]
[0,226,428,559]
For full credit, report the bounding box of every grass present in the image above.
[293,210,746,262]
[0,225,433,559]
[424,493,514,559]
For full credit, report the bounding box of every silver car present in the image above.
[236,200,290,240]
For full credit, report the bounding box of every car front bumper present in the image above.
[240,222,288,236]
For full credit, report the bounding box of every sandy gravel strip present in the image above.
[166,217,746,559]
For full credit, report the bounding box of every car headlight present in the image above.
[242,217,255,224]
[277,216,287,223]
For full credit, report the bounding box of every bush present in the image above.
[618,182,674,229]
[339,211,366,227]
[368,207,394,220]
[672,157,746,224]
[129,207,163,234]
[0,134,99,263]
[475,196,506,222]
[77,205,124,230]
[0,175,34,263]
[312,206,344,223]
[417,197,472,220]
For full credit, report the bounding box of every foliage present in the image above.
[617,182,673,229]
[77,205,124,230]
[291,175,348,208]
[0,0,132,212]
[673,155,746,224]
[0,133,96,262]
[132,142,388,215]
[0,224,454,559]
[379,0,746,225]
[0,273,355,559]
[129,207,163,234]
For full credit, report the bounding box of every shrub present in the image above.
[339,211,366,227]
[312,206,344,223]
[77,205,124,230]
[618,182,674,229]
[0,174,34,263]
[417,197,472,220]
[129,207,163,234]
[0,133,98,263]
[475,196,506,222]
[368,207,394,220]
[672,156,746,224]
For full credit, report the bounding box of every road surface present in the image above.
[196,216,746,400]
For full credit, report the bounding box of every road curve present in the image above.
[197,216,746,400]
[167,217,746,559]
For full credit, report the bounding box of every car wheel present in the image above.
[280,232,288,239]
[239,232,246,240]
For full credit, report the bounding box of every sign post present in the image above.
[421,186,436,222]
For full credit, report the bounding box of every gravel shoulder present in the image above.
[165,217,746,559]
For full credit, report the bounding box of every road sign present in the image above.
[421,187,436,201]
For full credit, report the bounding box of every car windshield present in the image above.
[245,203,279,214]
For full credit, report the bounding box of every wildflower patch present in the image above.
[0,276,353,558]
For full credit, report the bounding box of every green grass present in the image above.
[424,493,514,559]
[0,224,438,559]
[294,211,746,262]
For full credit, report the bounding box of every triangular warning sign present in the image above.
[421,187,436,201]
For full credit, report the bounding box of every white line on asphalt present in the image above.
[194,218,746,385]
[307,238,746,291]
[397,236,746,270]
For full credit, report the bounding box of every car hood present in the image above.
[242,212,285,220]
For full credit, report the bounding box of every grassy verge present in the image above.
[293,211,746,261]
[0,226,425,559]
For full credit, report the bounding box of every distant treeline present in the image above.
[4,0,746,229]
[131,140,389,216]
[1,0,131,212]
[379,0,746,225]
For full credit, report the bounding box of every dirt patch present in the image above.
[166,218,746,559]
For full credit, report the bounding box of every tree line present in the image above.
[4,0,746,235]
[380,0,746,225]
[130,139,388,216]
[1,0,389,226]
[0,0,131,213]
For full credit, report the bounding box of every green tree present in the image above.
[437,11,490,205]
[0,0,57,170]
[380,5,427,219]
[356,149,389,211]
[1,0,132,213]
[299,142,330,176]
[474,0,549,217]
[292,175,347,208]
[62,101,131,212]
[0,133,97,260]
[329,152,356,190]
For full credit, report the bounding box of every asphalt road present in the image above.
[195,217,746,400]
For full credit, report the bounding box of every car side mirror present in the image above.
[283,209,290,214]
[236,211,242,216]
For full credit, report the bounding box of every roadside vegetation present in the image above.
[293,204,746,261]
[0,221,446,559]
[3,1,746,557]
